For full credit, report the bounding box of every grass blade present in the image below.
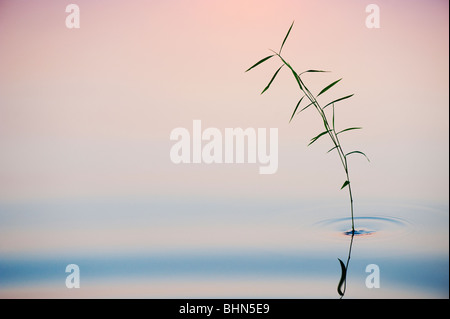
[337,258,347,297]
[317,78,342,97]
[346,151,370,162]
[308,130,331,146]
[341,180,350,190]
[300,70,330,75]
[277,54,303,90]
[279,21,294,54]
[261,65,284,95]
[245,55,274,72]
[337,127,362,135]
[323,94,355,109]
[299,101,314,113]
[298,70,330,76]
[332,104,335,130]
[327,146,338,153]
[289,95,305,123]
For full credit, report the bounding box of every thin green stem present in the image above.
[332,116,355,231]
[276,53,355,232]
[298,74,347,174]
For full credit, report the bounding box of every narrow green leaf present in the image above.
[327,146,338,153]
[346,151,370,162]
[289,95,305,123]
[298,101,314,113]
[300,70,330,75]
[292,70,303,90]
[245,55,274,72]
[308,130,331,146]
[337,258,347,297]
[332,103,335,130]
[341,180,350,190]
[279,21,294,54]
[261,65,284,95]
[337,127,362,135]
[323,94,354,109]
[277,54,303,90]
[317,78,342,97]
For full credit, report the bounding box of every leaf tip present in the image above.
[340,180,350,190]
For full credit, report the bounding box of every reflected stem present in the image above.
[339,231,355,299]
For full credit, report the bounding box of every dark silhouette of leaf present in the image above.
[337,258,347,297]
[300,70,329,74]
[277,54,303,90]
[298,101,314,114]
[279,21,294,54]
[317,78,342,97]
[327,146,338,153]
[346,151,370,162]
[245,55,274,72]
[308,130,331,146]
[337,127,362,135]
[261,65,284,95]
[341,180,350,190]
[289,96,305,123]
[323,94,354,109]
[332,104,335,129]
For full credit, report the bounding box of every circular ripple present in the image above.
[314,216,412,239]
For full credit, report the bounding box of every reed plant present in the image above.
[246,21,369,233]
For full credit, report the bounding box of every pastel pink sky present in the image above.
[0,0,448,202]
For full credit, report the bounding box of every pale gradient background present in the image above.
[0,0,448,298]
[0,0,448,203]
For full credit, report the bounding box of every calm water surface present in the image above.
[0,199,448,298]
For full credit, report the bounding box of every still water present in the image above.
[0,199,448,298]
